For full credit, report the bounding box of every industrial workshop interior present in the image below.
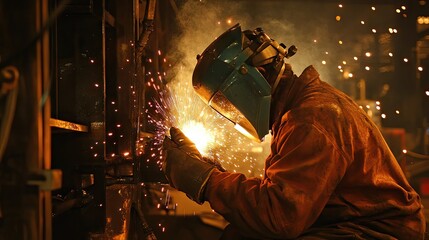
[1,0,429,239]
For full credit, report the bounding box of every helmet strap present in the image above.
[271,62,285,94]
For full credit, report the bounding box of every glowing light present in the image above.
[401,6,406,10]
[372,29,377,33]
[395,110,400,114]
[388,52,393,57]
[95,84,99,87]
[404,58,409,62]
[227,18,233,24]
[144,49,270,176]
[354,56,358,60]
[322,60,327,64]
[381,114,386,119]
[365,52,372,57]
[403,149,408,154]
[336,16,341,21]
[251,146,264,153]
[376,101,380,105]
[365,66,370,71]
[418,67,424,71]
[361,21,365,25]
[418,16,429,24]
[181,121,214,154]
[234,124,260,143]
[342,61,347,65]
[371,6,376,11]
[339,40,343,45]
[396,9,401,13]
[339,4,343,8]
[426,91,429,96]
[348,73,354,78]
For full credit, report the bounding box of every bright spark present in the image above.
[181,120,214,154]
[144,66,270,176]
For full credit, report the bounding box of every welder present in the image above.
[162,24,426,239]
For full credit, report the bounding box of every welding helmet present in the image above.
[192,23,296,141]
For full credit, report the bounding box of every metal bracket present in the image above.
[27,169,62,191]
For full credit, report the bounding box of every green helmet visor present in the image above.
[193,24,274,141]
[210,91,256,140]
[209,78,270,142]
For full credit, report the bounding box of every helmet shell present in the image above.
[192,24,275,141]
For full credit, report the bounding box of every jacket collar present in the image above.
[269,65,320,132]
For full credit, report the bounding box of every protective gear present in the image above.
[192,23,296,142]
[162,127,216,204]
[167,126,226,171]
[204,66,425,239]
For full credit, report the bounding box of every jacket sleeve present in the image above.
[204,122,350,239]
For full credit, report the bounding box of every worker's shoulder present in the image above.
[282,92,354,128]
[298,65,320,81]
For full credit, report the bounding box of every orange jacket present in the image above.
[205,66,425,239]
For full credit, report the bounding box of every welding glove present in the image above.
[162,127,216,204]
[165,127,226,172]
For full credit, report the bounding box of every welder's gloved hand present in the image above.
[166,127,226,172]
[162,127,216,204]
[168,126,202,159]
[203,156,227,172]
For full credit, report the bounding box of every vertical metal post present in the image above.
[35,0,52,239]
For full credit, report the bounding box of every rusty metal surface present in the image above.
[50,118,89,132]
